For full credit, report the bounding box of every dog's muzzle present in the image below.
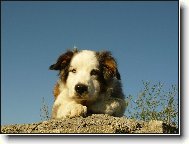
[75,83,88,95]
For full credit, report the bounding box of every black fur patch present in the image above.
[49,49,78,83]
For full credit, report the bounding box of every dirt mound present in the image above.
[1,114,178,134]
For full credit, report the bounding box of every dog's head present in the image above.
[50,49,120,101]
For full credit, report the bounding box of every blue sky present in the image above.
[1,1,178,125]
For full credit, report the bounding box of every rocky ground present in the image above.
[1,114,178,134]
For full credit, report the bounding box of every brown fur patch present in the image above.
[53,82,60,99]
[97,51,120,80]
[104,58,117,77]
[51,104,60,119]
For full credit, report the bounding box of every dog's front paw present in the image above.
[65,104,87,118]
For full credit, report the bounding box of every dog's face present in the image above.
[65,50,100,101]
[50,49,120,102]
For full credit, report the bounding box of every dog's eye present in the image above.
[90,69,100,76]
[70,69,76,73]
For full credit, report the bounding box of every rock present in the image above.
[1,114,178,134]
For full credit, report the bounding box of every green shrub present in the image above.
[40,97,50,121]
[126,81,178,126]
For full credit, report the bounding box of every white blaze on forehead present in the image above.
[70,50,99,69]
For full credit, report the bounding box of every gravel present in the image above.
[1,114,178,134]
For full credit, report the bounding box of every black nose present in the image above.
[75,83,88,95]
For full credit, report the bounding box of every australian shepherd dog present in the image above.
[49,49,126,119]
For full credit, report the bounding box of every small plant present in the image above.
[126,81,178,127]
[40,97,50,121]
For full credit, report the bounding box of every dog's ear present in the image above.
[49,50,75,71]
[98,51,121,80]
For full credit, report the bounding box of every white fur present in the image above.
[52,88,87,118]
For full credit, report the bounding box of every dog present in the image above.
[49,49,126,119]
